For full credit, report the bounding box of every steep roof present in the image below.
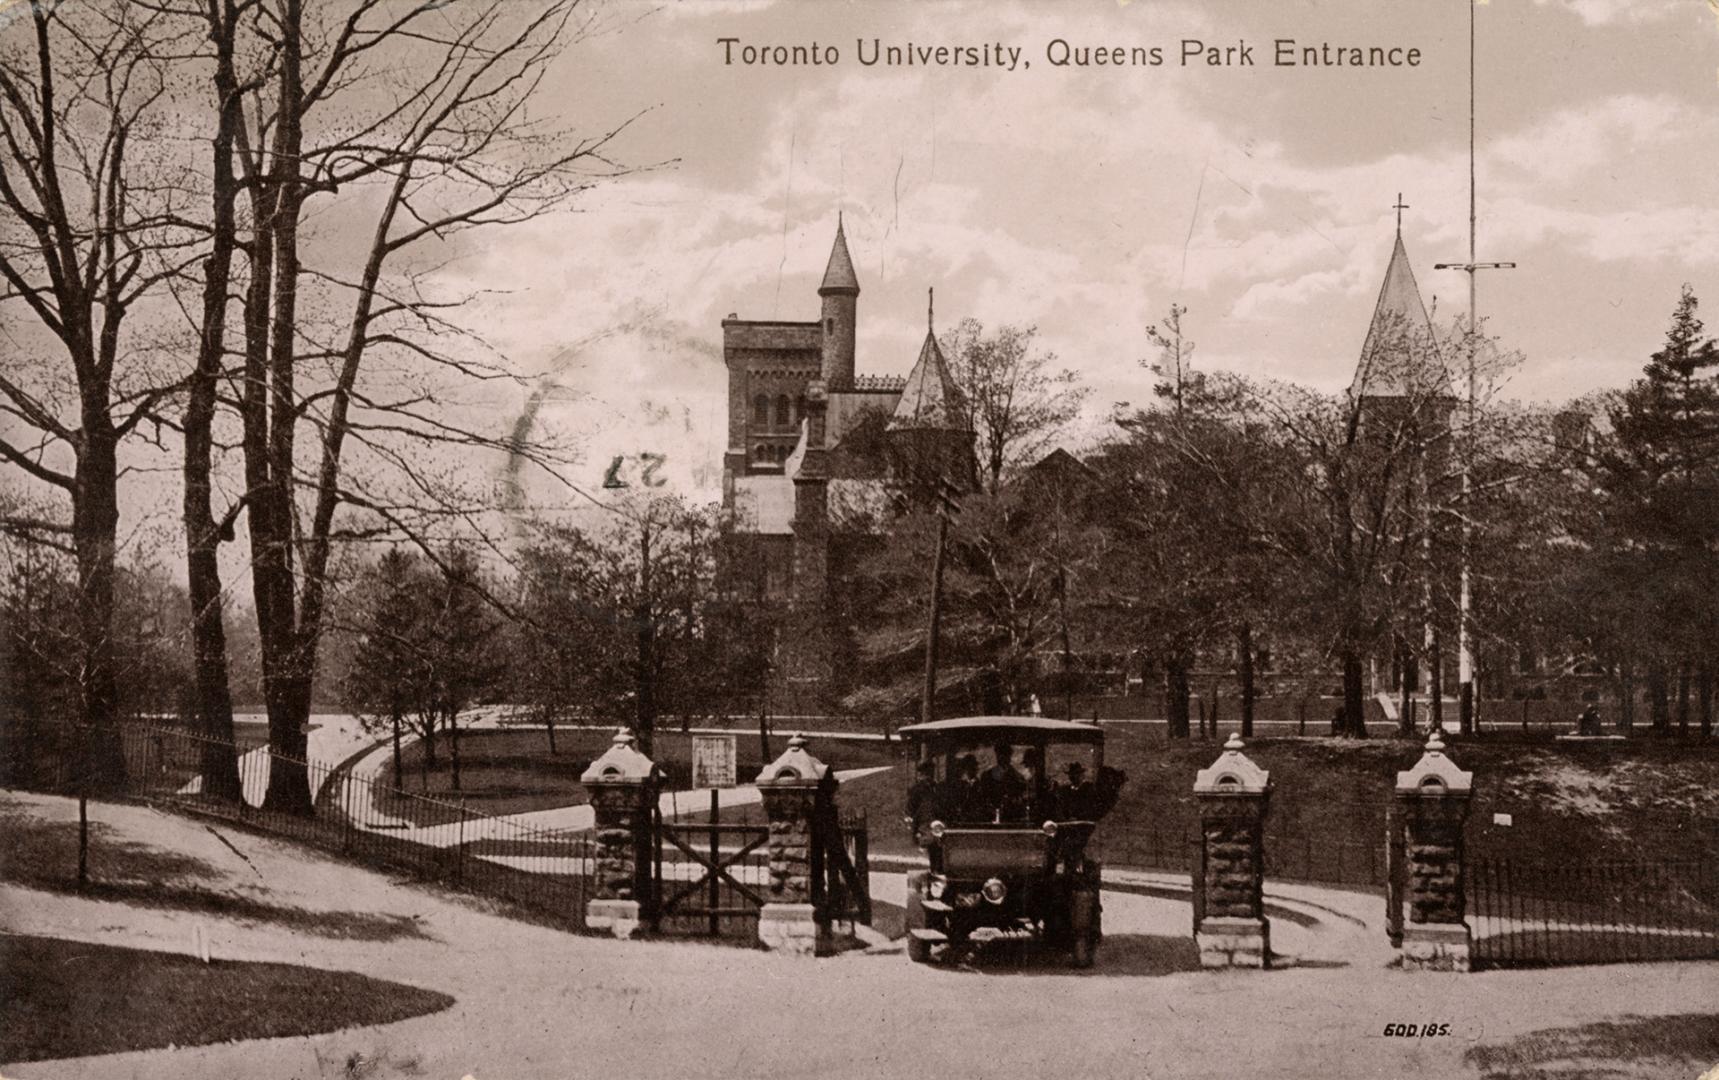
[818,216,860,295]
[888,330,968,431]
[1349,233,1450,400]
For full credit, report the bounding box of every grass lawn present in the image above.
[835,727,1719,873]
[0,798,428,942]
[358,717,1717,884]
[0,933,453,1064]
[1464,1012,1719,1080]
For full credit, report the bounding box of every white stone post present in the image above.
[579,730,660,939]
[1192,733,1273,969]
[1393,732,1474,971]
[755,733,836,956]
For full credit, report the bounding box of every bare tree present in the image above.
[182,0,643,813]
[941,319,1088,494]
[0,1,194,783]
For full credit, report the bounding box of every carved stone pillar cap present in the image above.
[755,732,830,787]
[1193,732,1271,794]
[580,728,660,785]
[1395,730,1473,796]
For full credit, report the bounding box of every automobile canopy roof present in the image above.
[897,715,1105,745]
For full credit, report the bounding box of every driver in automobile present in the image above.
[979,741,1028,822]
[905,759,943,839]
[947,754,983,821]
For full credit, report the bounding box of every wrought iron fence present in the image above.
[6,720,593,932]
[1470,857,1719,968]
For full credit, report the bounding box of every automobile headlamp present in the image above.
[981,877,1008,904]
[928,820,946,839]
[1042,820,1059,837]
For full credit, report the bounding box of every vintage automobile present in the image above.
[897,715,1124,967]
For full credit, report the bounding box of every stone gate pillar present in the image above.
[755,733,836,956]
[1193,733,1273,969]
[1393,731,1473,971]
[579,729,660,939]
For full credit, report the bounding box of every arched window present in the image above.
[753,394,769,427]
[826,318,834,333]
[753,443,769,463]
[796,395,807,424]
[775,394,791,428]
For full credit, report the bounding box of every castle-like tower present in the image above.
[819,216,859,390]
[720,218,974,706]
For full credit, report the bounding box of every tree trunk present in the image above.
[448,710,461,792]
[545,709,557,754]
[1396,637,1415,738]
[1341,648,1367,739]
[1675,663,1690,735]
[1648,663,1670,731]
[418,716,437,789]
[1164,654,1191,740]
[1699,661,1713,738]
[1429,632,1445,736]
[249,0,313,818]
[390,709,403,791]
[184,0,245,805]
[1238,623,1255,740]
[72,421,124,790]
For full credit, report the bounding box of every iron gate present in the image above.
[647,793,870,938]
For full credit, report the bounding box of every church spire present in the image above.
[1349,226,1450,401]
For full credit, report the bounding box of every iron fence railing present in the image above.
[6,720,593,932]
[1469,857,1719,968]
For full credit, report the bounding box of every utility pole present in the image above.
[922,502,951,727]
[920,475,963,726]
[635,516,656,755]
[1435,0,1515,736]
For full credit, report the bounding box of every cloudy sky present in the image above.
[449,0,1719,504]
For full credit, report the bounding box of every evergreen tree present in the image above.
[1593,286,1719,734]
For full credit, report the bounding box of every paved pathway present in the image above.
[5,791,1714,1080]
[328,719,892,847]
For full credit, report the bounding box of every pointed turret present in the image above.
[819,215,858,389]
[889,326,966,431]
[818,213,860,297]
[1349,232,1450,401]
[888,288,976,494]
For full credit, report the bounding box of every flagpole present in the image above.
[1436,0,1515,736]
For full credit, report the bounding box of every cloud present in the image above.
[1531,0,1688,26]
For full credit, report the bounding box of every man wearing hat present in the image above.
[1053,760,1097,821]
